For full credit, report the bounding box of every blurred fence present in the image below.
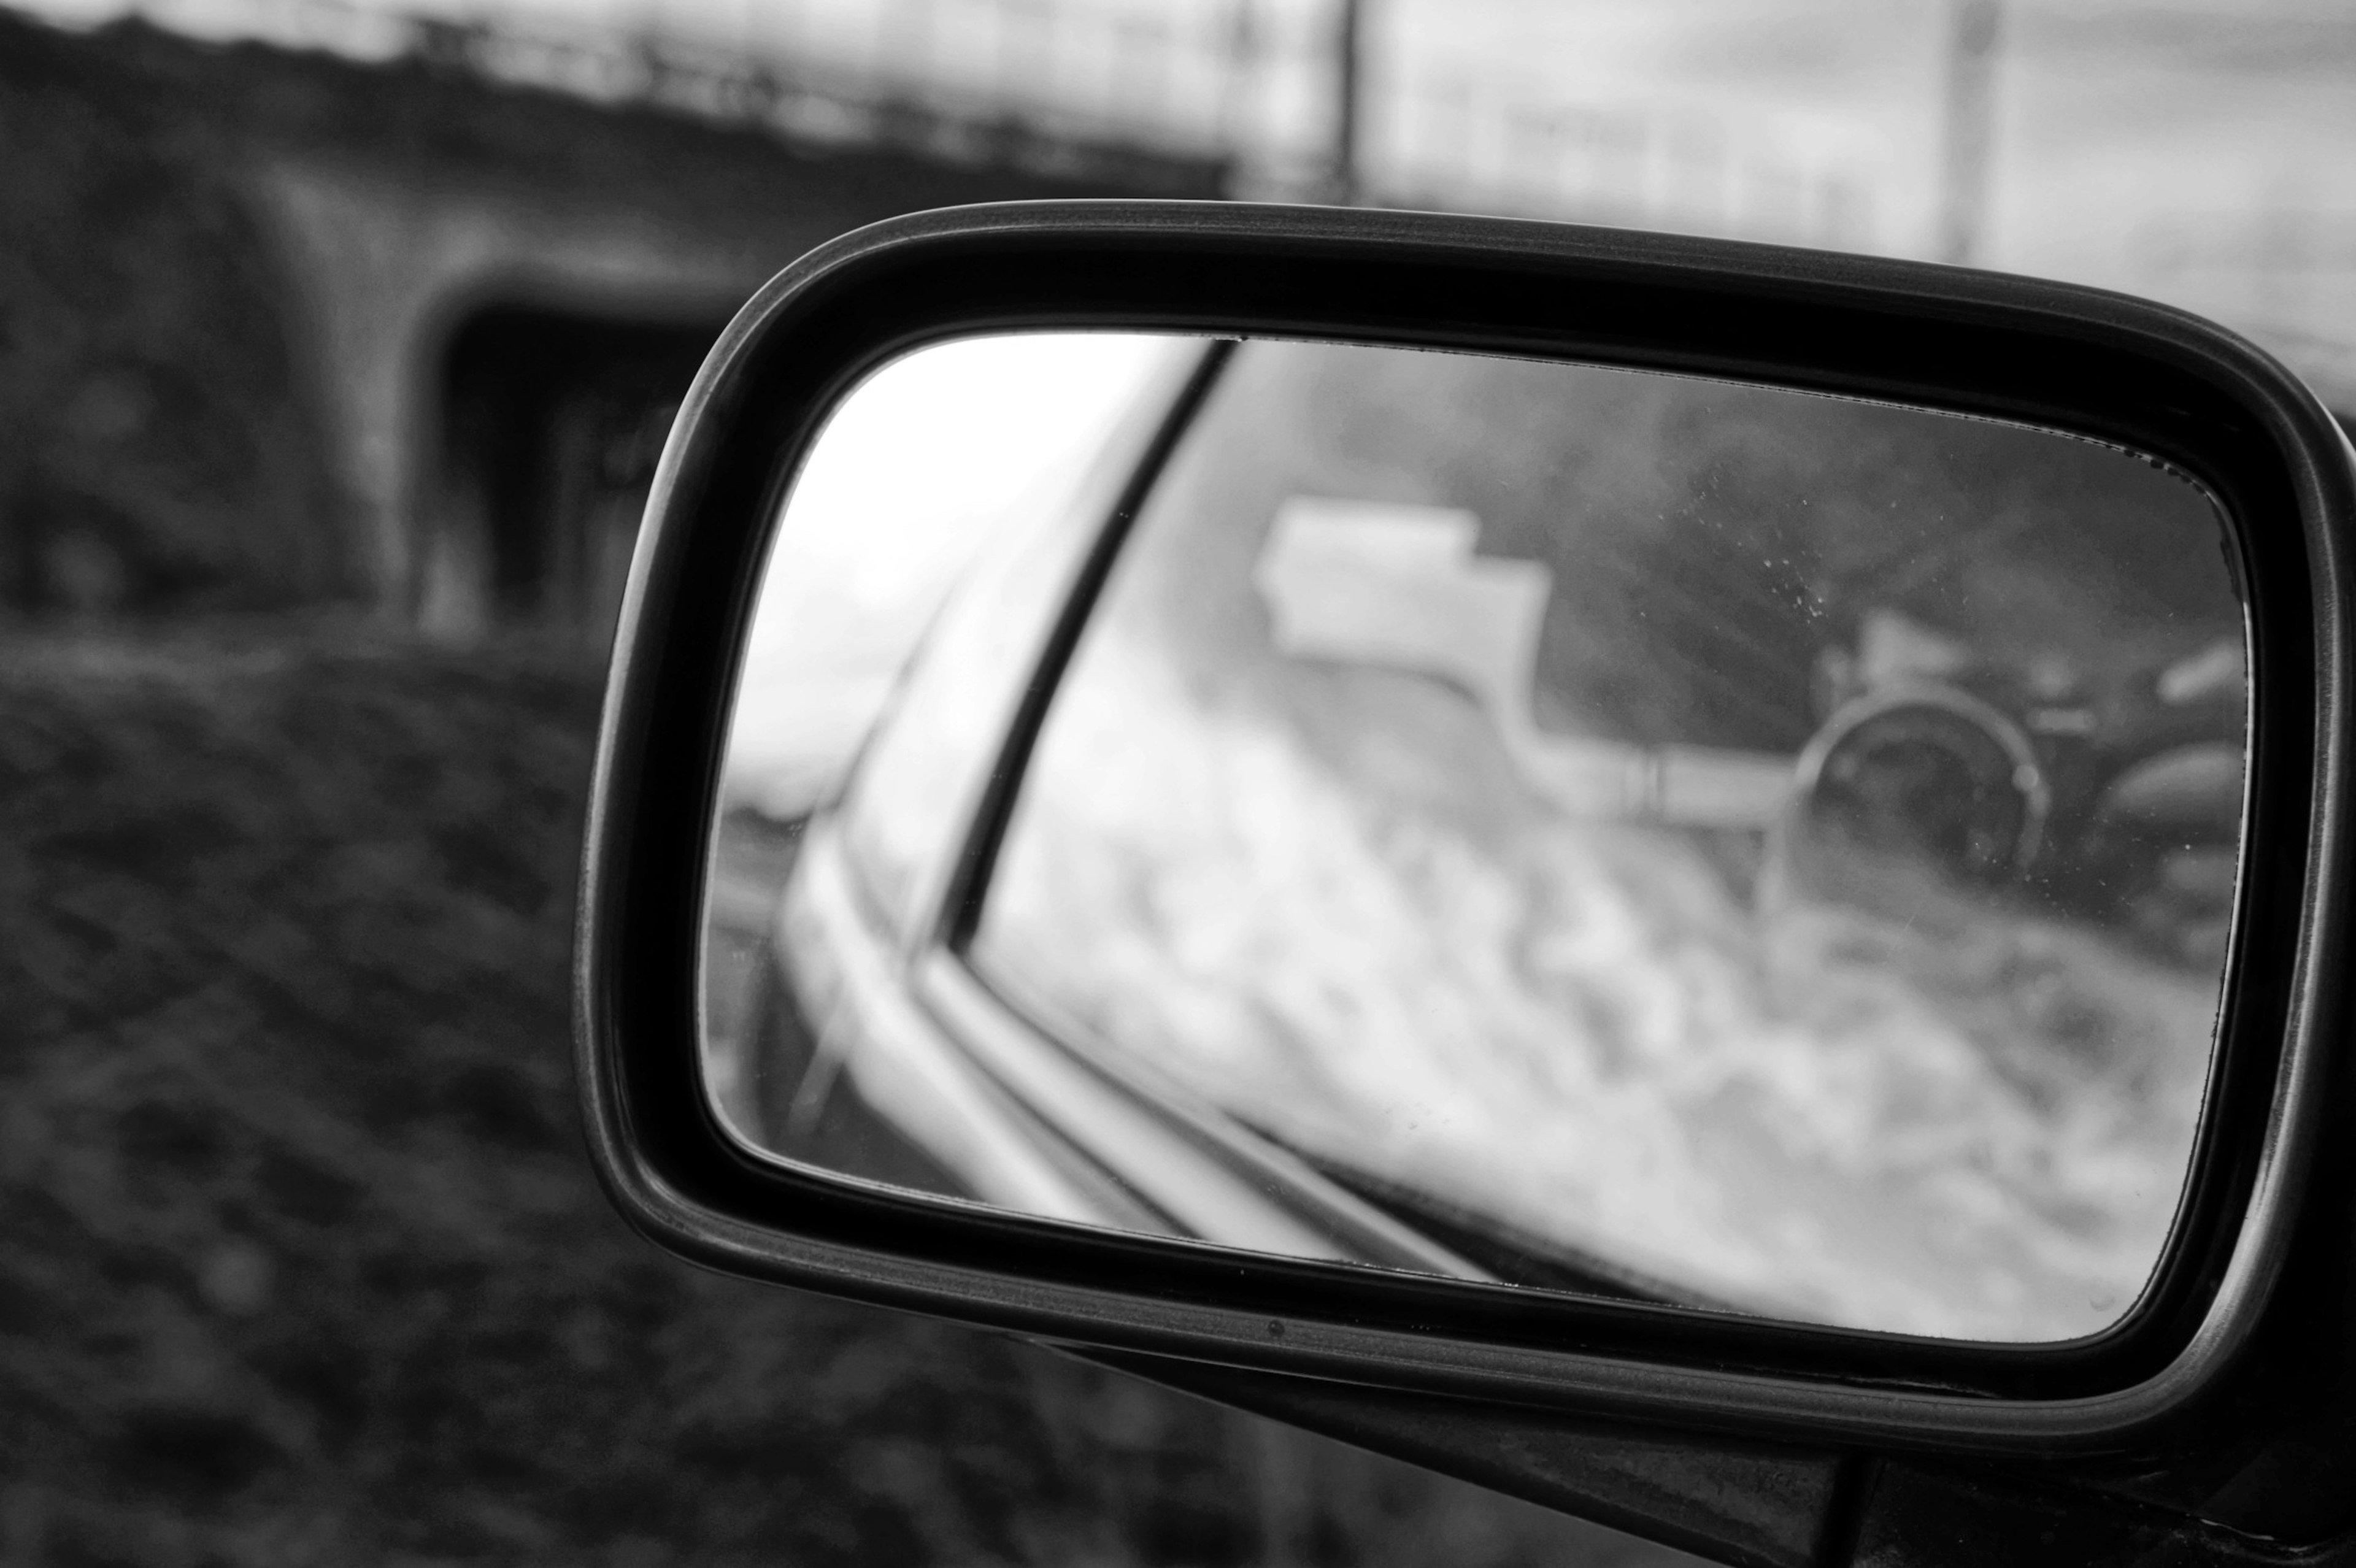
[1369,71,1874,249]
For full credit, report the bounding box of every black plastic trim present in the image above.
[576,200,2354,1456]
[934,336,1235,949]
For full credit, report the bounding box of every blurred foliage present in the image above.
[0,621,1688,1566]
[0,17,344,615]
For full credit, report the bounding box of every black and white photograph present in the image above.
[4,1,2353,1564]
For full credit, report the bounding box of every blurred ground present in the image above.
[0,618,1692,1567]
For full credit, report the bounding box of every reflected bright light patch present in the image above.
[723,331,1175,818]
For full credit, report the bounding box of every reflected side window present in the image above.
[964,339,2247,1343]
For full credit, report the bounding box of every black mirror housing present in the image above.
[577,201,2356,1564]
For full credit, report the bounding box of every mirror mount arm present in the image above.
[1079,1348,1861,1568]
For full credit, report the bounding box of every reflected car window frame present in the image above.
[736,338,1761,1307]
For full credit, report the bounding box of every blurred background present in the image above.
[0,0,2348,1563]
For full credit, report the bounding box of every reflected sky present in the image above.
[723,333,1170,817]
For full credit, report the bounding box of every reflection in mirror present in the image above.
[704,332,2246,1344]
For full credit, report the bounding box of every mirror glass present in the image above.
[704,332,2247,1343]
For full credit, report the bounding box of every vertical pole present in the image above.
[1937,0,2001,266]
[1217,0,1257,186]
[879,0,935,96]
[1328,0,1363,205]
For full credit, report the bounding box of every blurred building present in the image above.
[0,1,1236,642]
[4,0,2350,638]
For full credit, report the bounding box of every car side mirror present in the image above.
[578,201,2356,1566]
